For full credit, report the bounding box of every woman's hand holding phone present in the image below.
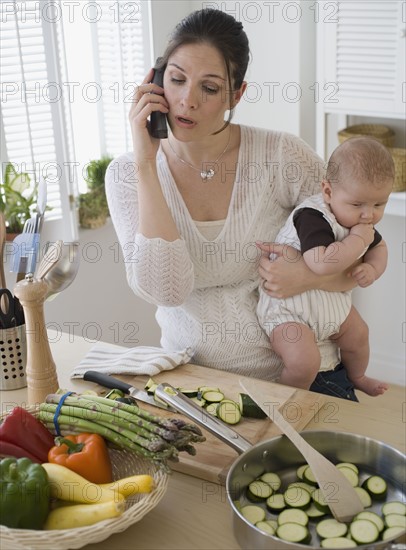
[150,63,168,139]
[129,68,169,166]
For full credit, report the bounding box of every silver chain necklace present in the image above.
[168,129,231,181]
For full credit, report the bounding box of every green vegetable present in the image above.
[216,399,241,424]
[247,480,273,502]
[362,475,388,500]
[238,393,267,419]
[39,393,205,466]
[276,522,310,544]
[0,457,50,529]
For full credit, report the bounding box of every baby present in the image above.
[257,137,394,396]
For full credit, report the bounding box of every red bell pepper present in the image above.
[0,440,41,463]
[0,406,54,463]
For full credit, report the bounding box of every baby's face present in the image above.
[322,178,392,228]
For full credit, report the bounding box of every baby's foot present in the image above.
[353,375,389,396]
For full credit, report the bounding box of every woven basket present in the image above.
[389,147,406,192]
[0,409,170,550]
[338,124,395,147]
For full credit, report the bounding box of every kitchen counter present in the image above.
[1,331,405,550]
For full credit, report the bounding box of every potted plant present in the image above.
[0,163,38,237]
[78,156,113,229]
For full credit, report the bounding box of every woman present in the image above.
[106,8,357,392]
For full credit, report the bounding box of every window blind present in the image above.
[0,0,77,240]
[92,1,152,157]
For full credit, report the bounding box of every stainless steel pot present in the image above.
[155,384,406,550]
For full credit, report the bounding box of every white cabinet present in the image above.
[316,0,406,158]
[321,0,405,116]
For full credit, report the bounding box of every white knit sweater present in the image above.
[105,125,340,380]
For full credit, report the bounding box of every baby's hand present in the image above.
[350,223,375,246]
[351,263,377,287]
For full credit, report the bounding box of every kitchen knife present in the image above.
[83,371,176,412]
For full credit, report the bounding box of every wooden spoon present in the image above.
[240,379,364,523]
[36,240,63,280]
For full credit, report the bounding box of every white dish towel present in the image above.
[71,342,194,378]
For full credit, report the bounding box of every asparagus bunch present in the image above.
[39,394,205,465]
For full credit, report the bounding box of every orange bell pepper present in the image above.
[48,433,113,484]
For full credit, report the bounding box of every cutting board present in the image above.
[92,364,326,484]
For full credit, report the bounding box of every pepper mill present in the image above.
[14,278,59,405]
[13,241,63,405]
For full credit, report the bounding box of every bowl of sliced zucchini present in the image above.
[227,431,405,550]
[153,385,406,550]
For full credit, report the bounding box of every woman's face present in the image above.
[163,43,243,141]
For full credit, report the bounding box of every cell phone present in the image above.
[149,58,168,139]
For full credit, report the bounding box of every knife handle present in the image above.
[83,371,132,394]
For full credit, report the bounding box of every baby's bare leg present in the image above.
[331,306,388,396]
[272,323,320,390]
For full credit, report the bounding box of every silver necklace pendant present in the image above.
[200,168,215,180]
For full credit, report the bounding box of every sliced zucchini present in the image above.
[321,537,357,548]
[336,465,359,487]
[205,402,218,416]
[312,488,329,513]
[302,465,318,486]
[144,378,158,394]
[247,480,273,502]
[276,523,310,544]
[259,472,282,491]
[201,390,224,403]
[335,462,359,474]
[362,475,388,500]
[385,513,406,529]
[288,481,314,495]
[238,393,267,419]
[296,464,308,480]
[349,519,379,545]
[105,388,125,400]
[190,396,206,407]
[266,493,286,513]
[277,508,309,527]
[306,502,327,518]
[265,519,278,531]
[355,511,384,532]
[382,526,406,541]
[316,518,348,539]
[178,388,198,398]
[382,501,406,516]
[216,399,241,425]
[283,486,311,509]
[240,504,266,524]
[354,486,372,509]
[255,521,275,535]
[198,385,220,393]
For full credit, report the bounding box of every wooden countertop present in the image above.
[1,331,405,549]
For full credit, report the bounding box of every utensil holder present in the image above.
[0,324,27,390]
